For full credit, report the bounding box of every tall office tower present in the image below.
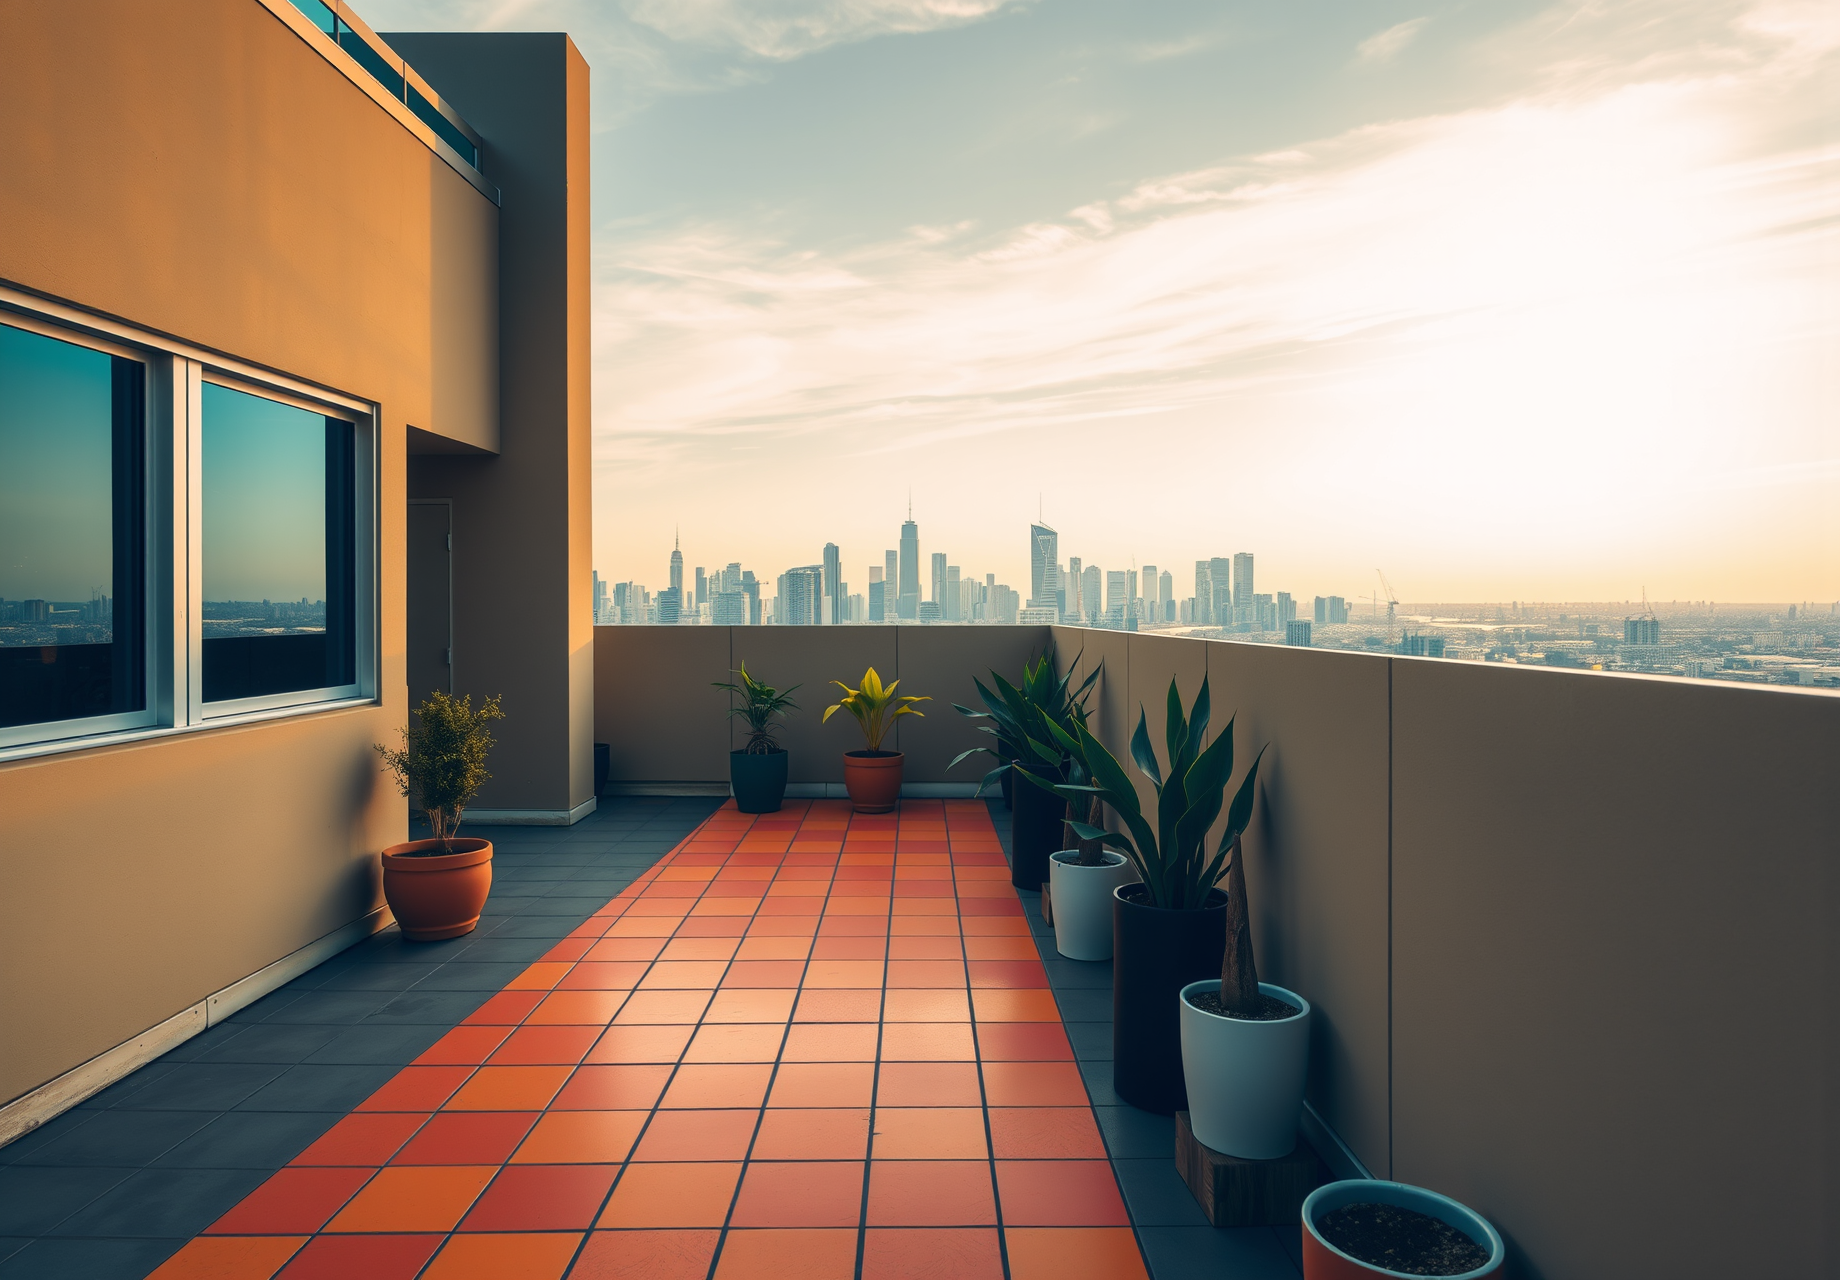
[1286,619,1312,647]
[1206,558,1231,624]
[1624,616,1661,645]
[1254,593,1275,631]
[898,515,920,620]
[694,567,707,607]
[1066,557,1083,620]
[1081,565,1101,623]
[1159,570,1173,621]
[1126,569,1139,621]
[822,543,841,624]
[656,586,682,625]
[944,566,962,622]
[1329,596,1348,625]
[1232,553,1254,621]
[1195,561,1213,623]
[712,591,746,625]
[931,552,947,608]
[783,566,823,625]
[1314,596,1328,624]
[722,563,742,594]
[1105,570,1127,621]
[592,571,606,624]
[742,572,761,625]
[1141,564,1157,622]
[1029,523,1058,608]
[868,566,885,623]
[669,532,684,596]
[1277,592,1295,626]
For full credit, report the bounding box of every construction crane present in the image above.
[1376,570,1398,630]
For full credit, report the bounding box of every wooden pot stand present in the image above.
[1175,1110,1329,1226]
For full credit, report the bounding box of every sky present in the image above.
[366,0,1838,605]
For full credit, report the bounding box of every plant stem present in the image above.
[1220,836,1261,1014]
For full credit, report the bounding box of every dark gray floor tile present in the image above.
[75,1063,178,1110]
[1079,1059,1125,1106]
[1053,988,1114,1022]
[347,932,471,964]
[519,895,613,915]
[449,937,559,963]
[190,1022,343,1064]
[219,989,306,1023]
[1044,959,1114,989]
[1115,1158,1212,1227]
[234,1063,398,1113]
[479,916,576,938]
[108,1064,285,1112]
[412,961,527,991]
[0,1111,95,1164]
[9,1109,212,1167]
[1096,1105,1177,1159]
[1274,1223,1305,1273]
[313,961,440,992]
[155,1022,250,1062]
[153,1110,335,1168]
[0,1243,24,1267]
[0,1235,179,1280]
[304,1023,444,1065]
[258,990,393,1025]
[1067,1020,1114,1061]
[0,1166,134,1234]
[1136,1225,1302,1279]
[48,1166,269,1237]
[545,880,633,898]
[364,990,491,1024]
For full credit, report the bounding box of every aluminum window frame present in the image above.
[0,288,381,764]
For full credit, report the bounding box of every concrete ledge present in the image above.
[0,903,394,1149]
[464,797,598,826]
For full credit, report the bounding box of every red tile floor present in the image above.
[148,800,1152,1280]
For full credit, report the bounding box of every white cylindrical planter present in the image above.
[1048,851,1137,961]
[1178,979,1311,1159]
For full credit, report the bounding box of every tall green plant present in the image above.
[823,667,927,751]
[713,663,799,754]
[376,691,504,854]
[1055,677,1269,1013]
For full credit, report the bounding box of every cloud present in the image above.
[1357,16,1428,63]
[620,0,1024,59]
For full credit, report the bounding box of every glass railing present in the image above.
[286,0,481,171]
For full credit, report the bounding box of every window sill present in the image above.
[0,695,381,768]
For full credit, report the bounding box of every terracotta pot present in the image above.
[381,838,493,940]
[1302,1180,1503,1279]
[843,750,903,812]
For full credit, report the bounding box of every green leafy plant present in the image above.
[823,667,928,752]
[1057,677,1269,1013]
[713,663,800,754]
[376,691,504,854]
[949,651,1108,863]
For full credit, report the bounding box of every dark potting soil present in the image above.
[1187,990,1301,1021]
[1317,1203,1491,1276]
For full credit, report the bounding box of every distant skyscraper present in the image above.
[1105,570,1127,620]
[944,565,962,622]
[694,567,707,607]
[1030,523,1058,611]
[1066,557,1083,619]
[742,571,761,625]
[1624,616,1661,645]
[593,571,606,624]
[1286,619,1312,647]
[783,566,823,626]
[1277,592,1295,627]
[1141,564,1157,622]
[868,566,885,623]
[823,543,841,624]
[884,550,899,618]
[931,552,947,608]
[898,513,920,620]
[1159,570,1173,621]
[1195,561,1213,623]
[1232,553,1254,621]
[1207,558,1232,624]
[1082,565,1101,624]
[656,587,682,625]
[669,532,684,596]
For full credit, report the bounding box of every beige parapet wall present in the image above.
[597,623,1838,1278]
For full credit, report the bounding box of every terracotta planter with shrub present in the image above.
[1302,1180,1503,1279]
[381,838,493,940]
[843,750,904,812]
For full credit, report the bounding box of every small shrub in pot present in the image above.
[824,667,927,812]
[714,663,799,813]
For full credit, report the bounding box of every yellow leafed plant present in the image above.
[823,666,928,752]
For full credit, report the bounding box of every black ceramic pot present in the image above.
[730,749,789,814]
[1009,769,1063,890]
[999,764,1014,808]
[1112,883,1227,1113]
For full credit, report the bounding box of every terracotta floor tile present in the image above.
[391,1111,538,1165]
[974,1023,1073,1062]
[552,1063,673,1110]
[967,960,1049,989]
[878,1022,975,1062]
[714,1228,858,1279]
[511,1110,645,1164]
[527,990,629,1025]
[871,1107,987,1159]
[568,1229,719,1280]
[780,1023,878,1062]
[206,1166,372,1234]
[721,961,806,988]
[875,1062,982,1107]
[861,1228,1003,1280]
[506,962,573,990]
[661,1062,773,1109]
[802,959,885,988]
[585,938,666,962]
[706,989,797,1023]
[290,1112,426,1166]
[987,1108,1108,1159]
[735,936,812,960]
[959,916,1031,936]
[273,1234,443,1280]
[634,1108,760,1161]
[1003,1228,1149,1280]
[684,1022,785,1063]
[357,1065,474,1112]
[659,937,740,961]
[810,937,886,960]
[793,990,881,1022]
[608,915,682,934]
[677,917,753,937]
[463,991,546,1024]
[767,1061,875,1108]
[587,1024,695,1064]
[641,961,731,989]
[866,1160,997,1226]
[488,1025,601,1066]
[994,1161,1130,1226]
[324,1164,496,1232]
[887,938,962,960]
[970,988,1060,1023]
[962,937,1040,961]
[460,1163,618,1230]
[815,917,889,937]
[889,917,960,937]
[615,990,714,1024]
[729,1161,864,1227]
[884,960,966,988]
[558,962,649,990]
[755,898,822,917]
[749,1108,871,1160]
[414,1026,513,1066]
[146,1235,305,1279]
[446,1065,573,1111]
[980,1061,1089,1107]
[881,990,970,1022]
[421,1232,582,1280]
[597,1162,742,1228]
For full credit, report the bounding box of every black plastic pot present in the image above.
[1009,769,1063,890]
[730,749,789,813]
[1113,883,1227,1114]
[999,764,1014,808]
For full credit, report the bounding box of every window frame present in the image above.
[0,289,380,763]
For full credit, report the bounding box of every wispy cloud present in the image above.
[1356,16,1428,63]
